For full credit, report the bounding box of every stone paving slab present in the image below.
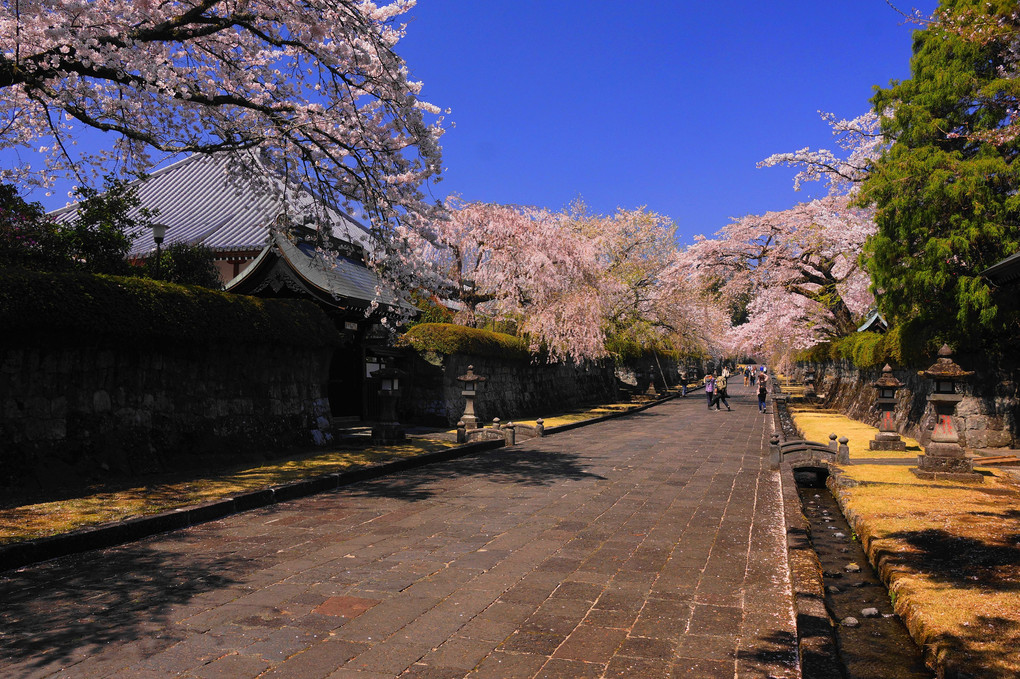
[0,385,799,678]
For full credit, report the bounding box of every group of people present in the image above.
[698,365,770,413]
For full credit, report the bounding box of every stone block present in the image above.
[965,429,1012,449]
[869,439,906,451]
[26,396,50,418]
[1,349,24,374]
[24,418,65,441]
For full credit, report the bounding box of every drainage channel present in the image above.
[794,468,933,679]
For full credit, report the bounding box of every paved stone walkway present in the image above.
[0,385,799,679]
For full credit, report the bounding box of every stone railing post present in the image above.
[829,433,838,452]
[536,418,545,436]
[769,434,781,470]
[456,421,466,444]
[837,436,851,464]
[504,422,516,446]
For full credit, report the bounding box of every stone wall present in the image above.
[401,351,681,426]
[0,342,333,488]
[802,357,1017,450]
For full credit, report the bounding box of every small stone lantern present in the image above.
[869,364,906,451]
[456,365,486,429]
[803,367,816,400]
[371,366,406,443]
[911,345,981,482]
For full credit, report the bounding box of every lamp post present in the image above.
[371,366,406,443]
[455,365,486,429]
[151,223,168,280]
[912,345,981,482]
[869,364,906,451]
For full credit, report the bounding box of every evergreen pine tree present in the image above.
[860,0,1020,349]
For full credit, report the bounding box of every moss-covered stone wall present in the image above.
[801,358,1016,450]
[399,325,683,425]
[0,270,340,488]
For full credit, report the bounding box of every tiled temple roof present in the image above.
[49,153,371,257]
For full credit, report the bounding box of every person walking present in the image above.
[705,374,715,409]
[680,371,688,397]
[743,367,751,386]
[757,371,769,413]
[712,372,731,411]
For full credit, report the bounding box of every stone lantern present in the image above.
[803,367,816,400]
[456,365,486,429]
[869,364,906,451]
[912,345,981,482]
[371,366,406,443]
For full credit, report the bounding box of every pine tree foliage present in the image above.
[861,0,1020,345]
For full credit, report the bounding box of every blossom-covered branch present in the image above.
[758,111,885,194]
[0,0,445,234]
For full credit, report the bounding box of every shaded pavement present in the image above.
[0,385,798,678]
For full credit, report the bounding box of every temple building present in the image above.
[49,153,412,422]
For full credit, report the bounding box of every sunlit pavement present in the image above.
[0,385,799,679]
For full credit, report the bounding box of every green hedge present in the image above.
[400,323,532,360]
[0,268,341,349]
[796,327,906,368]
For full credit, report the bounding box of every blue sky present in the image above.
[394,0,938,244]
[21,1,938,246]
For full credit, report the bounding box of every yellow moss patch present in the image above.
[516,400,641,428]
[790,407,919,460]
[831,463,1020,677]
[0,440,453,545]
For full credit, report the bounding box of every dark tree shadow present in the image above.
[342,445,607,502]
[878,525,1020,592]
[930,615,1020,679]
[0,538,242,675]
[736,628,799,665]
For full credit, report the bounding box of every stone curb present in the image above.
[542,391,680,435]
[771,383,842,676]
[0,391,684,573]
[779,463,843,678]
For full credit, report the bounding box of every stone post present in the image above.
[456,421,466,444]
[504,422,516,446]
[769,434,781,470]
[536,418,545,437]
[912,345,982,483]
[828,433,838,452]
[837,436,851,465]
[870,364,906,451]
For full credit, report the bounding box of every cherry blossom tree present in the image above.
[567,204,727,357]
[413,198,606,363]
[409,200,724,363]
[0,0,444,235]
[684,196,876,358]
